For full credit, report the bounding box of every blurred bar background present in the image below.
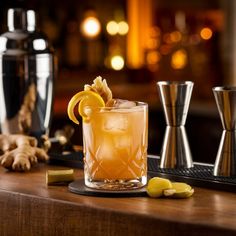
[1,0,235,163]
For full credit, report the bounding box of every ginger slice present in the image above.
[84,76,113,105]
[146,177,173,198]
[146,177,194,199]
[163,182,194,198]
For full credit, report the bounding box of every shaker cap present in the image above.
[7,8,36,31]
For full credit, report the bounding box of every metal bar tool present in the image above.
[213,86,236,177]
[157,81,194,168]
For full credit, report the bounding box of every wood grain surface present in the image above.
[0,163,236,236]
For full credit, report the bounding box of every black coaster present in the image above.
[68,179,147,197]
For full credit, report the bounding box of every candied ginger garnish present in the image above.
[84,76,112,105]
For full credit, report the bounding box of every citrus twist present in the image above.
[67,91,105,124]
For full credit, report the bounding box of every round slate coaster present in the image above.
[68,179,147,197]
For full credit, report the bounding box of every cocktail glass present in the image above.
[82,100,148,190]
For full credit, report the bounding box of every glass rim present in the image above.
[85,101,148,110]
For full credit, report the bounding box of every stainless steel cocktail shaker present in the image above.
[0,8,55,139]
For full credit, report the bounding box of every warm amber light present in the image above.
[81,16,101,38]
[163,33,172,44]
[160,45,171,55]
[106,21,119,35]
[127,0,153,68]
[111,55,124,70]
[171,49,187,69]
[200,27,213,40]
[146,38,160,49]
[170,31,182,43]
[106,21,129,36]
[146,51,161,64]
[118,21,129,35]
[150,27,161,37]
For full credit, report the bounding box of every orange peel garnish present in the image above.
[67,90,105,124]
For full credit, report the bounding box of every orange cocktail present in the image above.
[67,77,148,190]
[83,100,148,190]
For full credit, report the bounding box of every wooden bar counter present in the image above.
[0,163,236,236]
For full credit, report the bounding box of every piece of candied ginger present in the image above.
[84,76,112,104]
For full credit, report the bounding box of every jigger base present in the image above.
[214,130,236,177]
[160,126,193,169]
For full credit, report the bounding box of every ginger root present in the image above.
[0,134,48,171]
[18,83,37,134]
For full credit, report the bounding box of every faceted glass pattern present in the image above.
[83,101,148,190]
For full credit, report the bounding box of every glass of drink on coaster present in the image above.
[67,76,148,190]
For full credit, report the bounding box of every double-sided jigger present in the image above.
[213,86,236,177]
[157,81,194,169]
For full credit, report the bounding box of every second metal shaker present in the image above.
[0,8,55,139]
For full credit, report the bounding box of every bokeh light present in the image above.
[81,16,101,38]
[170,31,182,43]
[171,49,187,69]
[106,21,119,35]
[160,45,171,55]
[118,21,129,35]
[146,38,160,49]
[106,21,129,35]
[111,55,124,70]
[146,51,161,64]
[200,27,213,40]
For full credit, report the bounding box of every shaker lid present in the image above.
[1,8,53,55]
[26,10,36,32]
[7,8,36,31]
